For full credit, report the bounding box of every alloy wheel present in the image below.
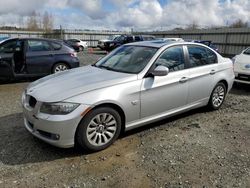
[86,113,117,146]
[54,64,68,73]
[212,85,225,108]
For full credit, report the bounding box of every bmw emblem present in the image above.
[245,64,250,69]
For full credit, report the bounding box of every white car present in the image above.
[157,38,184,42]
[233,47,250,84]
[67,39,88,51]
[22,41,234,151]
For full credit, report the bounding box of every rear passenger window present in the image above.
[134,36,141,41]
[28,40,52,52]
[187,45,217,67]
[51,42,62,50]
[155,46,185,72]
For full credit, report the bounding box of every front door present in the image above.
[0,39,17,78]
[141,45,189,118]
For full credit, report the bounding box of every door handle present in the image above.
[179,77,189,83]
[210,70,216,75]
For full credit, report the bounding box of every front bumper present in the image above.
[22,97,90,148]
[234,72,250,84]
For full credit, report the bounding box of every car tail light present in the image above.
[70,52,77,57]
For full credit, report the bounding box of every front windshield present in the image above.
[94,45,158,74]
[108,35,119,40]
[114,36,124,42]
[243,48,250,55]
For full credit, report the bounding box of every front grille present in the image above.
[29,96,37,108]
[236,74,250,81]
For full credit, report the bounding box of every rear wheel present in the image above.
[76,107,121,151]
[207,82,226,110]
[52,63,69,73]
[79,46,84,51]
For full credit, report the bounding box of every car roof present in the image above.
[125,40,209,48]
[125,40,176,48]
[2,37,59,42]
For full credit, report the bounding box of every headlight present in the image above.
[40,102,80,115]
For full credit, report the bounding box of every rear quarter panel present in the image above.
[217,56,234,92]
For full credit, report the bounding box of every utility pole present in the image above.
[60,25,63,39]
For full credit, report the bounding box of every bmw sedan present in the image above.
[22,41,234,151]
[0,38,79,80]
[233,47,250,84]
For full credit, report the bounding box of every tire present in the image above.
[52,63,69,74]
[76,107,122,151]
[79,46,84,51]
[207,82,227,110]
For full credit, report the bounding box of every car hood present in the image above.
[26,65,137,103]
[99,39,112,43]
[236,54,250,65]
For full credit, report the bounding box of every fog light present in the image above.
[52,134,60,140]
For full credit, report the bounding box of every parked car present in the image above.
[156,38,184,42]
[233,47,250,84]
[0,37,9,42]
[186,40,219,52]
[65,39,88,52]
[0,38,79,80]
[97,35,120,50]
[102,34,155,51]
[22,41,234,151]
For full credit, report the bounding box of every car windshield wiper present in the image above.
[94,64,134,74]
[96,65,114,71]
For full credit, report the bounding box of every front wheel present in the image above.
[207,82,226,110]
[76,107,121,151]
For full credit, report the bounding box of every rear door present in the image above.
[186,45,218,104]
[141,45,189,118]
[0,39,17,77]
[26,39,55,74]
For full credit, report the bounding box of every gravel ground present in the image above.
[0,51,249,188]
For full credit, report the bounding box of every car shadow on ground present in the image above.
[0,78,38,85]
[0,113,88,166]
[230,83,250,95]
[0,107,207,166]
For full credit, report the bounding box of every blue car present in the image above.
[0,38,79,80]
[0,37,9,42]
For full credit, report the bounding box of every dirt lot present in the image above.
[0,51,250,188]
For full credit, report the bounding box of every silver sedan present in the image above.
[22,41,234,151]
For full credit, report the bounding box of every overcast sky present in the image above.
[0,0,249,31]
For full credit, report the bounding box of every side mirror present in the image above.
[150,65,169,77]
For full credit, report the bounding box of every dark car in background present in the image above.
[97,35,120,50]
[186,40,219,52]
[102,35,155,51]
[0,38,79,80]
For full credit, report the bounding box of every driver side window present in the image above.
[0,40,17,53]
[155,46,185,72]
